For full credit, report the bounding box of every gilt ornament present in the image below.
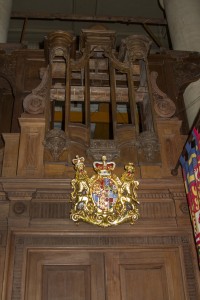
[70,155,139,227]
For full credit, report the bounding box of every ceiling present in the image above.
[8,0,169,51]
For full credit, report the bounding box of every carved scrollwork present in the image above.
[23,94,45,114]
[150,71,176,118]
[23,67,49,114]
[103,48,130,73]
[70,48,93,70]
[43,129,69,161]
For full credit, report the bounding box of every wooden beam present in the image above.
[11,11,167,25]
[50,86,130,102]
[50,85,147,103]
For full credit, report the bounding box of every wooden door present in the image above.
[24,248,188,300]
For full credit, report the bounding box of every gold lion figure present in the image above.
[120,163,139,212]
[71,155,90,211]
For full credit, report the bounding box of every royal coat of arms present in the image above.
[70,155,139,227]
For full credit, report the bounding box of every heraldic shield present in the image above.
[70,155,139,227]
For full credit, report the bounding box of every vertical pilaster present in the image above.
[17,114,45,177]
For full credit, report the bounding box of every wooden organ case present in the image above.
[0,28,200,299]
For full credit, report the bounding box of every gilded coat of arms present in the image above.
[71,155,139,227]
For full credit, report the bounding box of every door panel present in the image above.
[42,265,91,300]
[105,248,187,300]
[119,264,168,300]
[24,249,105,300]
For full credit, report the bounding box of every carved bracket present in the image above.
[23,67,49,114]
[150,71,176,118]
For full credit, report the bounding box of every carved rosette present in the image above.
[23,94,45,114]
[179,202,189,214]
[150,71,176,118]
[23,67,49,114]
[120,35,152,63]
[43,129,69,161]
[13,201,27,215]
[135,131,159,161]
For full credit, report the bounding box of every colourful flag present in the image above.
[180,128,200,265]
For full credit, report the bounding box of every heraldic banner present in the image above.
[180,127,200,265]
